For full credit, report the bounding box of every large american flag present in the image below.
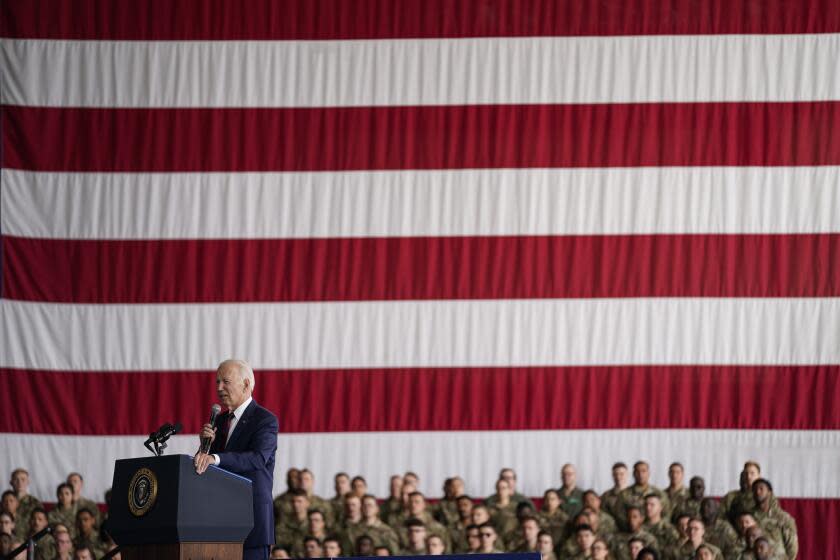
[1,0,839,554]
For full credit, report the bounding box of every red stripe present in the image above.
[1,366,838,435]
[3,103,839,172]
[2,0,838,39]
[3,234,839,303]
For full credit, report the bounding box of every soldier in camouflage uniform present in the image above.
[538,530,558,560]
[275,489,311,552]
[27,508,56,560]
[618,462,670,532]
[567,524,597,560]
[538,489,570,546]
[751,479,798,559]
[698,499,737,558]
[675,519,723,560]
[612,506,659,560]
[486,469,534,510]
[48,484,78,539]
[448,495,475,552]
[385,479,416,528]
[380,475,403,525]
[432,477,463,528]
[601,463,630,529]
[583,490,618,537]
[643,494,680,559]
[396,492,450,551]
[673,477,705,522]
[9,469,42,537]
[66,473,100,527]
[400,518,429,555]
[357,495,400,554]
[507,515,541,552]
[736,526,786,560]
[665,463,689,519]
[1,491,27,541]
[559,464,585,518]
[336,493,366,554]
[329,472,352,526]
[298,469,334,526]
[272,468,301,525]
[73,507,108,559]
[721,462,761,526]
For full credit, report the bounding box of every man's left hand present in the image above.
[194,452,215,475]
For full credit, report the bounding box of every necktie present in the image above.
[217,412,233,452]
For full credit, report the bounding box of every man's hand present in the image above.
[194,452,215,475]
[200,423,216,444]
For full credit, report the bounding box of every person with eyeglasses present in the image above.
[477,523,504,554]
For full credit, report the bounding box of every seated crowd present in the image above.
[0,461,797,560]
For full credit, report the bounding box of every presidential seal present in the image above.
[127,467,158,517]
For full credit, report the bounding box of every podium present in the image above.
[110,455,254,560]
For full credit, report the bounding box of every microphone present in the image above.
[200,404,222,454]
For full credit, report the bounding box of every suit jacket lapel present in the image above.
[225,399,255,451]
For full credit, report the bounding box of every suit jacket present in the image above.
[210,399,278,548]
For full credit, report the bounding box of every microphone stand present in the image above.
[3,525,50,560]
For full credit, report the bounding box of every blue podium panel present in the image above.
[110,454,254,545]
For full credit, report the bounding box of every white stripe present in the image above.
[2,34,838,107]
[2,430,839,502]
[2,298,838,371]
[4,167,840,239]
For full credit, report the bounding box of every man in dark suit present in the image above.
[194,359,279,560]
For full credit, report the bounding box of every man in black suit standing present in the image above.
[194,359,278,560]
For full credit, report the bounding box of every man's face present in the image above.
[690,477,705,500]
[308,512,325,533]
[745,526,763,547]
[389,476,403,497]
[216,364,250,410]
[362,497,379,519]
[668,465,683,487]
[55,531,73,552]
[357,538,375,556]
[612,466,628,487]
[75,551,94,560]
[676,516,690,537]
[407,525,426,548]
[292,495,310,516]
[500,469,517,492]
[467,528,481,551]
[335,474,350,495]
[634,463,650,486]
[755,539,772,559]
[701,499,718,521]
[561,465,576,488]
[2,493,19,513]
[575,530,594,551]
[537,534,553,554]
[67,474,83,497]
[352,479,367,497]
[738,514,757,536]
[304,540,322,558]
[10,472,28,494]
[496,479,511,499]
[300,471,314,492]
[583,493,601,512]
[522,519,539,541]
[745,465,761,487]
[456,497,473,518]
[345,496,361,518]
[584,510,600,531]
[409,494,426,515]
[644,497,662,520]
[753,482,771,505]
[627,509,643,532]
[77,511,96,535]
[404,473,419,488]
[324,541,341,557]
[629,541,644,557]
[452,477,465,497]
[688,520,705,543]
[591,541,608,559]
[0,514,14,534]
[30,511,48,532]
[286,469,301,490]
[271,549,290,559]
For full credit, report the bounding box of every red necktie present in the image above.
[217,412,233,452]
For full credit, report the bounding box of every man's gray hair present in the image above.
[218,359,256,391]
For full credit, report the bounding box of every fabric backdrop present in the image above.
[1,1,839,555]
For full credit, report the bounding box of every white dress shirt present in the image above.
[213,395,253,466]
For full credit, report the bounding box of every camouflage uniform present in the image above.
[47,505,78,538]
[73,529,108,559]
[274,515,308,552]
[432,499,460,528]
[666,487,689,519]
[485,492,535,510]
[673,498,701,522]
[357,519,401,554]
[558,487,585,518]
[16,494,43,532]
[601,487,625,527]
[753,506,798,560]
[721,491,754,526]
[380,497,403,524]
[675,541,723,560]
[611,528,658,560]
[703,519,738,558]
[617,485,670,532]
[75,497,101,526]
[396,512,450,551]
[538,509,570,545]
[596,511,618,537]
[643,519,681,558]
